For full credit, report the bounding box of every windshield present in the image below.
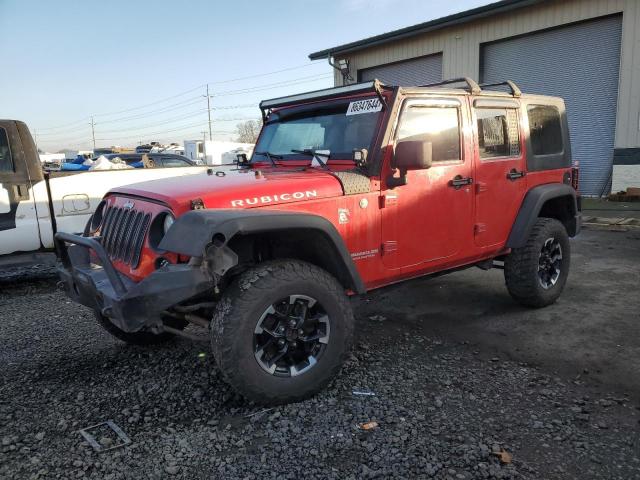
[253,99,382,162]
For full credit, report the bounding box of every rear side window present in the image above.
[528,105,563,155]
[161,156,190,167]
[0,127,14,172]
[476,108,520,159]
[397,105,461,162]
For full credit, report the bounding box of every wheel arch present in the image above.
[507,183,580,249]
[158,209,366,294]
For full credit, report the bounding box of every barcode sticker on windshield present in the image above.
[346,98,383,116]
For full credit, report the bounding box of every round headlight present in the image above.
[89,200,106,233]
[163,213,175,234]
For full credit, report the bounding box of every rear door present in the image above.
[0,121,42,255]
[472,98,526,247]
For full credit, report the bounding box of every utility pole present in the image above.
[203,84,213,141]
[33,130,39,152]
[90,116,96,150]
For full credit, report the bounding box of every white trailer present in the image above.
[183,140,254,165]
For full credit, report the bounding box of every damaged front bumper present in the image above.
[55,232,214,333]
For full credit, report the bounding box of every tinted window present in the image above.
[162,156,190,167]
[0,127,14,172]
[397,105,460,162]
[476,108,520,159]
[528,105,563,155]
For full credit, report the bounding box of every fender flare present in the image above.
[159,209,366,294]
[506,183,580,249]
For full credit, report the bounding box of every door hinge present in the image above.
[379,194,398,208]
[474,223,487,235]
[475,182,488,194]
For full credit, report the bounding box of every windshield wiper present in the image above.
[253,151,282,167]
[291,149,330,170]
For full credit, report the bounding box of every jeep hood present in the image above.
[109,166,344,213]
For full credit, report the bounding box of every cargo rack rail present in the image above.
[419,77,522,97]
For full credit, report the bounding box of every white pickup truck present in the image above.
[0,120,207,265]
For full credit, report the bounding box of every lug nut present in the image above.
[298,329,304,336]
[277,339,286,348]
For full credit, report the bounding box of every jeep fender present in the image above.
[159,209,366,294]
[507,184,580,249]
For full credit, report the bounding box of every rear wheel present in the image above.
[504,217,570,308]
[211,260,354,404]
[95,312,186,345]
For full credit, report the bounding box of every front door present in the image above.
[381,97,474,271]
[472,100,527,247]
[0,122,40,255]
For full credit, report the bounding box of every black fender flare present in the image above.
[159,209,366,294]
[506,184,580,249]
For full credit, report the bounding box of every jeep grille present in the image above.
[100,205,151,268]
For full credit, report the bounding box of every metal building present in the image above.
[309,0,640,197]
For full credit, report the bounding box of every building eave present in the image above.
[308,0,543,60]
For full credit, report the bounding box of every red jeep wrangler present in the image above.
[57,78,580,404]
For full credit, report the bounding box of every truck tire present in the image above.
[95,312,186,346]
[211,260,354,404]
[504,217,570,308]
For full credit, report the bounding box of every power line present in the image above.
[97,109,208,134]
[37,62,326,130]
[38,69,332,146]
[93,84,206,118]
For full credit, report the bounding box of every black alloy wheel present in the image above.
[253,294,330,377]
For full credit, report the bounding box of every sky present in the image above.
[0,0,491,151]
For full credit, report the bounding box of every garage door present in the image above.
[481,15,622,196]
[359,53,443,87]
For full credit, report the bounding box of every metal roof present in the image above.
[308,0,542,60]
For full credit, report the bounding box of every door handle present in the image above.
[449,175,473,189]
[506,169,526,181]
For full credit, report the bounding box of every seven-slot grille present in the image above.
[100,204,151,268]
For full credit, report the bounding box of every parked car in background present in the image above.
[99,153,196,168]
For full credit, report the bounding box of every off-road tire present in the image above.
[95,312,186,345]
[211,259,354,404]
[504,217,570,308]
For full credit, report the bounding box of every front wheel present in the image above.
[211,260,354,404]
[504,217,571,308]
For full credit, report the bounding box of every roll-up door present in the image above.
[359,53,443,87]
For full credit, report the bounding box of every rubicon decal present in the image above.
[230,190,318,207]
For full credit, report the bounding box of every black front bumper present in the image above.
[55,232,214,333]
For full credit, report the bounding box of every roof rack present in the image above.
[419,77,481,94]
[479,80,522,97]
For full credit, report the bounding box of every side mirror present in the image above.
[394,138,432,171]
[388,138,432,188]
[236,153,249,166]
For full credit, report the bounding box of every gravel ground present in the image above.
[1,230,639,479]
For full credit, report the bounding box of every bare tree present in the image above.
[235,119,261,143]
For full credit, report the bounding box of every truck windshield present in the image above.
[253,99,381,163]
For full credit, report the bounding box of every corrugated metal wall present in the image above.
[359,53,442,86]
[339,0,640,150]
[481,15,622,196]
